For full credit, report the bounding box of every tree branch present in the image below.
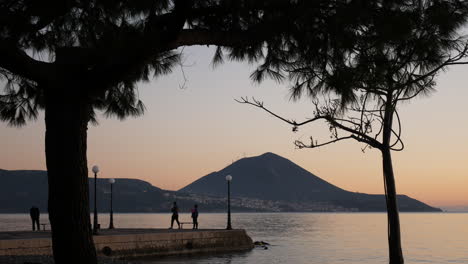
[295,136,354,149]
[389,109,404,151]
[235,96,323,127]
[325,117,382,149]
[397,42,468,90]
[0,42,54,83]
[237,96,383,149]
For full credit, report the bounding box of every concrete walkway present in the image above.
[0,228,254,258]
[0,228,227,240]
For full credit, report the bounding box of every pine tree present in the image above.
[239,1,468,264]
[0,1,339,263]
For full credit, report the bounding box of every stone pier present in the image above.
[0,229,253,258]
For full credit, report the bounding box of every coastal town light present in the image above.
[108,178,115,229]
[92,165,99,234]
[225,175,233,230]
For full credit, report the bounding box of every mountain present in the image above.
[179,152,441,212]
[0,169,253,213]
[0,169,48,213]
[0,169,172,213]
[0,153,441,213]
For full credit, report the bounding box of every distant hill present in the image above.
[179,152,441,212]
[0,170,48,213]
[0,169,253,213]
[0,169,174,213]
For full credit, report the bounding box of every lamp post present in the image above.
[108,178,115,229]
[225,175,232,230]
[92,165,99,234]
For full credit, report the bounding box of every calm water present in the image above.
[1,213,467,264]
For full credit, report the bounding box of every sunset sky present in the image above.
[1,46,467,211]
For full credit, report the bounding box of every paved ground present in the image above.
[0,228,228,240]
[0,255,128,264]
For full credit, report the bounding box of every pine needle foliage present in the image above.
[0,0,187,125]
[275,0,468,108]
[1,0,360,126]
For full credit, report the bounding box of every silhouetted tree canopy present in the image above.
[0,0,291,124]
[1,0,402,125]
[238,1,468,264]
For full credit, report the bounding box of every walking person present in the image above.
[169,202,180,229]
[29,206,40,231]
[191,204,199,230]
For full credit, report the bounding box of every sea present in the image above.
[1,212,467,264]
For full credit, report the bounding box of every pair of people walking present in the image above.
[169,202,198,229]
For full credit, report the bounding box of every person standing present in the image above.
[169,202,180,229]
[29,206,40,231]
[191,204,199,230]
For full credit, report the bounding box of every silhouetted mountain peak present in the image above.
[259,152,281,158]
[178,152,441,212]
[242,152,288,163]
[179,152,343,201]
[229,152,295,170]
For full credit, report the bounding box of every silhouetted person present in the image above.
[29,206,40,231]
[169,202,180,229]
[191,204,199,229]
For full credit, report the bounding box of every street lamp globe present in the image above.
[92,165,99,174]
[225,175,232,181]
[109,178,115,184]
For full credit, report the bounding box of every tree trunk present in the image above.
[382,147,404,264]
[381,93,404,264]
[44,85,97,264]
